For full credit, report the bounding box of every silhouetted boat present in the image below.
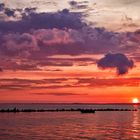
[80,109,95,113]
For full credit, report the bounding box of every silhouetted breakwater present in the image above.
[0,108,137,113]
[94,108,137,111]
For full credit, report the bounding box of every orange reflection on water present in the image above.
[132,110,140,139]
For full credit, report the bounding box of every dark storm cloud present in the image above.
[0,25,132,71]
[24,7,37,15]
[97,53,134,75]
[0,7,129,57]
[1,28,84,58]
[0,6,139,72]
[2,33,39,57]
[0,3,16,17]
[0,3,4,11]
[29,27,120,56]
[4,8,15,17]
[0,3,36,16]
[0,9,85,33]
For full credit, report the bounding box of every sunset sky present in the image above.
[0,0,140,103]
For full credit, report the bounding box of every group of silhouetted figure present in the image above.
[0,107,137,113]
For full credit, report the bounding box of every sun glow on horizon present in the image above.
[132,98,139,104]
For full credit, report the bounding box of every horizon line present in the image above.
[0,102,139,105]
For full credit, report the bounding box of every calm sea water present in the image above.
[0,104,140,140]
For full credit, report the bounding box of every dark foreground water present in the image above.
[0,104,140,140]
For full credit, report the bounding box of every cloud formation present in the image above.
[0,3,4,11]
[33,28,83,45]
[4,8,15,17]
[1,77,140,92]
[32,92,88,96]
[3,33,39,57]
[0,8,85,33]
[0,3,139,75]
[97,53,134,75]
[69,0,88,9]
